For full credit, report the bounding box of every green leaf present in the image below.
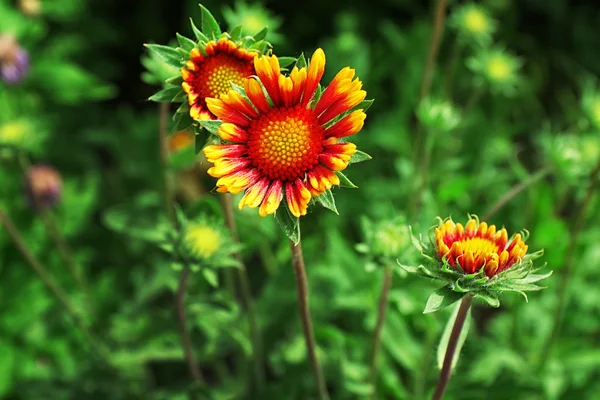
[144,44,182,67]
[176,33,196,52]
[437,302,472,371]
[195,132,205,154]
[202,269,219,288]
[424,285,466,314]
[295,53,307,69]
[275,201,300,245]
[473,292,500,308]
[514,271,553,284]
[165,75,183,86]
[190,18,209,42]
[278,57,297,68]
[349,150,372,164]
[198,120,222,135]
[251,40,269,53]
[253,27,268,41]
[148,86,181,102]
[200,4,221,38]
[356,99,375,112]
[172,112,193,133]
[315,189,338,214]
[0,341,15,397]
[336,171,358,188]
[230,25,243,41]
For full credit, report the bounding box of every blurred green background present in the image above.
[1,0,600,399]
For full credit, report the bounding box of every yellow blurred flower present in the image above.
[184,223,222,259]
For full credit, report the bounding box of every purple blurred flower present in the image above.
[25,165,63,210]
[0,34,30,85]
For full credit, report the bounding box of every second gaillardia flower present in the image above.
[401,215,551,313]
[203,49,372,219]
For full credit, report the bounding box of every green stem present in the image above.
[290,236,330,400]
[220,193,265,392]
[445,38,463,101]
[482,168,551,221]
[176,264,204,383]
[369,264,393,400]
[431,295,473,400]
[539,159,600,367]
[159,102,176,225]
[0,206,105,358]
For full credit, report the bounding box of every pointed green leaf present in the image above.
[349,150,372,164]
[200,4,221,38]
[166,75,183,86]
[230,25,243,41]
[437,302,472,370]
[473,292,500,308]
[190,18,209,42]
[195,132,205,154]
[149,86,182,102]
[356,99,374,112]
[424,285,465,314]
[176,33,196,52]
[202,268,219,288]
[295,53,307,69]
[144,44,182,67]
[278,57,297,68]
[251,40,269,53]
[514,271,553,285]
[172,112,193,133]
[315,189,338,214]
[198,120,222,135]
[253,27,268,41]
[335,171,358,188]
[275,201,300,245]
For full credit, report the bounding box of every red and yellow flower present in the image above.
[181,38,258,121]
[435,217,528,278]
[203,48,367,218]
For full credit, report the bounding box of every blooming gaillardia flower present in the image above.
[202,49,371,218]
[25,165,63,210]
[400,216,550,313]
[145,5,272,134]
[181,38,258,121]
[0,34,29,84]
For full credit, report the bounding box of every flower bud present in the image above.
[25,165,63,210]
[0,34,29,85]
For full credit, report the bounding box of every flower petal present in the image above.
[207,158,251,178]
[203,144,247,163]
[301,48,326,106]
[239,178,270,209]
[206,97,251,127]
[245,78,270,114]
[254,54,281,106]
[285,179,312,217]
[218,123,249,143]
[259,180,283,217]
[324,110,366,139]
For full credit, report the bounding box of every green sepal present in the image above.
[315,189,338,214]
[166,75,183,86]
[176,33,196,52]
[198,120,222,135]
[349,150,372,164]
[473,292,500,308]
[275,200,300,245]
[149,86,182,102]
[251,40,270,53]
[190,18,209,43]
[295,53,307,69]
[278,57,297,68]
[424,285,466,314]
[253,27,268,41]
[195,132,205,154]
[335,171,358,188]
[230,25,243,41]
[200,4,221,38]
[356,99,374,112]
[144,44,182,68]
[172,111,193,133]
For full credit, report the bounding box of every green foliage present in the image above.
[1,0,600,399]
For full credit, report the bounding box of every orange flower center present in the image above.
[201,54,252,99]
[247,106,324,181]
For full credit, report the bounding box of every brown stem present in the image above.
[219,193,265,391]
[159,102,175,225]
[369,264,393,400]
[419,0,449,100]
[290,238,330,400]
[482,168,551,221]
[0,207,104,357]
[539,159,600,367]
[40,210,92,311]
[176,264,204,383]
[431,295,472,400]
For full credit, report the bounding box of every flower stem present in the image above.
[419,0,449,100]
[0,206,105,358]
[290,237,330,400]
[220,193,265,392]
[482,167,551,221]
[40,209,93,313]
[539,159,600,368]
[369,264,393,400]
[431,294,473,400]
[159,102,176,225]
[176,264,204,383]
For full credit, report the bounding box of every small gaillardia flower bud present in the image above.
[19,0,42,16]
[0,34,30,84]
[400,215,550,313]
[168,130,195,154]
[449,3,497,45]
[25,165,63,209]
[467,47,523,97]
[184,222,222,261]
